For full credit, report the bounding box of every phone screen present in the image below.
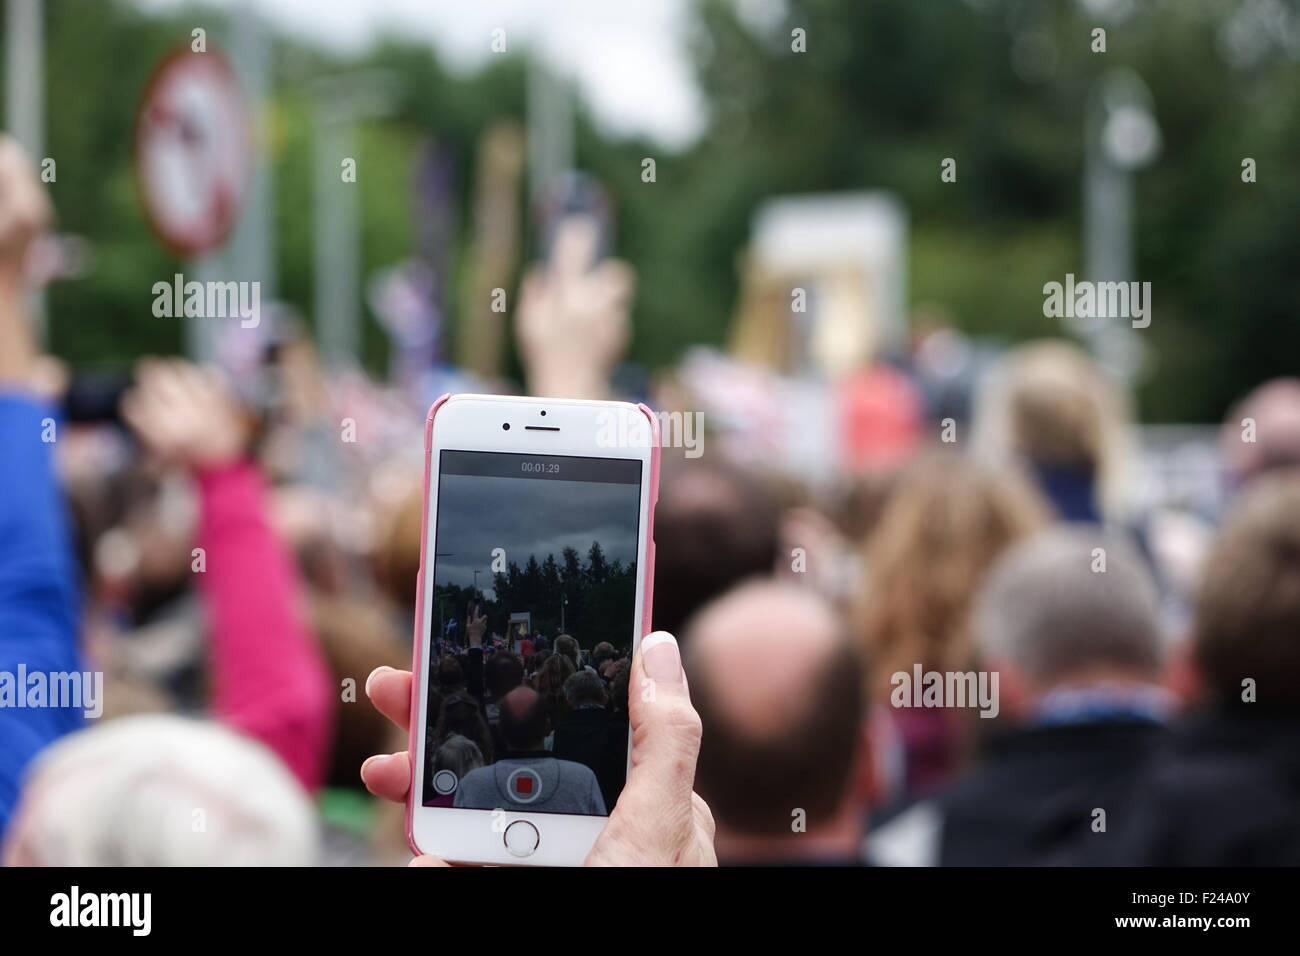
[422,449,643,816]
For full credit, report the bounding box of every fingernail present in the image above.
[641,632,681,683]
[361,751,399,775]
[365,666,390,697]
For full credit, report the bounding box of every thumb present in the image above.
[626,632,702,806]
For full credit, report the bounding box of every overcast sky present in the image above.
[136,0,733,147]
[432,473,641,594]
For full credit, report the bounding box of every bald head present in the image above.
[687,581,846,736]
[499,686,548,752]
[684,580,864,836]
[1224,378,1300,483]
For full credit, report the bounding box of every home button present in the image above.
[503,821,540,858]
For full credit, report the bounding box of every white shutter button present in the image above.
[503,821,540,858]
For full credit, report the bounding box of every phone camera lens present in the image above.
[540,410,547,417]
[502,423,510,431]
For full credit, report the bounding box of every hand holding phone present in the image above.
[362,630,716,867]
[404,393,664,865]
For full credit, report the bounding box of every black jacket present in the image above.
[554,707,627,809]
[1095,712,1300,866]
[936,717,1169,866]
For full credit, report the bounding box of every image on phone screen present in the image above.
[422,450,642,816]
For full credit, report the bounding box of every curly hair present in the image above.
[854,450,1050,697]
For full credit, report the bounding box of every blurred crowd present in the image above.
[1,130,1299,867]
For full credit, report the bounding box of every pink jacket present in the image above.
[196,462,334,791]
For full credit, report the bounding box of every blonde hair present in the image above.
[855,451,1050,696]
[972,340,1130,520]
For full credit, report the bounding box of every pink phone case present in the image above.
[405,395,661,857]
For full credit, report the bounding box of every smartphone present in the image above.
[407,393,659,865]
[534,171,613,267]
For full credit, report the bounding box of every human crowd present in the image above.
[1,132,1298,866]
[424,623,632,815]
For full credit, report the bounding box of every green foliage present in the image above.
[486,542,636,650]
[594,0,1300,420]
[12,0,1299,421]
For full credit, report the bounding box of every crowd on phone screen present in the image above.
[424,632,631,814]
[1,134,1299,866]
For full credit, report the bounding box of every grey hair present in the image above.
[973,526,1163,684]
[563,669,606,707]
[11,715,318,866]
[433,733,485,779]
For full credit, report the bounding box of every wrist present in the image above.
[194,456,257,486]
[526,360,611,400]
[0,329,36,386]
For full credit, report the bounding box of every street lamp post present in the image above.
[6,0,45,341]
[1082,69,1161,389]
[311,70,396,369]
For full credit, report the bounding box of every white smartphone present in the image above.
[406,393,660,865]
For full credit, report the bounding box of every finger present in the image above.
[516,267,547,319]
[129,359,172,421]
[366,666,413,731]
[594,259,636,306]
[172,361,221,427]
[551,215,600,279]
[119,389,149,436]
[120,390,168,451]
[360,751,411,803]
[133,356,165,387]
[625,631,701,806]
[190,363,236,418]
[409,855,450,868]
[172,361,209,409]
[147,358,192,410]
[198,362,228,395]
[140,363,198,439]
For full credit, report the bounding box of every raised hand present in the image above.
[515,215,635,400]
[121,359,252,471]
[466,604,487,649]
[0,135,54,387]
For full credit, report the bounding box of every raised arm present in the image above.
[0,136,82,838]
[0,395,85,836]
[122,360,334,790]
